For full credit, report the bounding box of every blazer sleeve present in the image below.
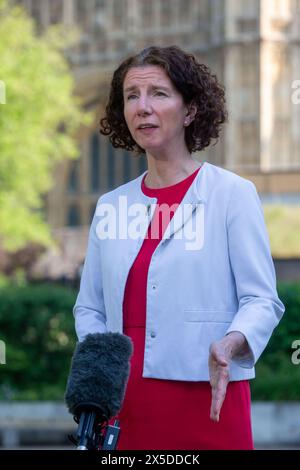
[73,198,107,341]
[225,178,285,368]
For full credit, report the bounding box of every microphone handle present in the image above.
[77,410,97,450]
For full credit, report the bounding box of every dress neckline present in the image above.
[141,165,202,194]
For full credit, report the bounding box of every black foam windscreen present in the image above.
[65,332,133,420]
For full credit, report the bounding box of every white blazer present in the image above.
[73,162,285,381]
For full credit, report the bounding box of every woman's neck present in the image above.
[144,155,202,189]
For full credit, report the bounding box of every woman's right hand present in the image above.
[208,339,231,422]
[209,331,248,422]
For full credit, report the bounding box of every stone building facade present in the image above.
[16,0,300,278]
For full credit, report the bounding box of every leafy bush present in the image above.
[0,282,299,401]
[0,283,77,400]
[251,283,300,400]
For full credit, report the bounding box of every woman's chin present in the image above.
[137,141,162,154]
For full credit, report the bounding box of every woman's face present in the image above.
[123,65,189,154]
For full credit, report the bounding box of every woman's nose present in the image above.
[137,96,152,116]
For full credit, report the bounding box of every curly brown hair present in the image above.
[100,45,227,154]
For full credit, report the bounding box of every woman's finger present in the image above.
[209,362,230,421]
[210,393,225,421]
[210,381,228,422]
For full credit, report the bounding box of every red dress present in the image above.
[114,167,254,450]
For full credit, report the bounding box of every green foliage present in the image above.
[0,282,299,401]
[251,283,300,400]
[0,283,77,400]
[0,0,91,250]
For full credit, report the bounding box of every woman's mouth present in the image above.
[137,125,158,134]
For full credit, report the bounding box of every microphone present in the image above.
[65,332,133,450]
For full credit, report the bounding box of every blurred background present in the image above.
[0,0,299,449]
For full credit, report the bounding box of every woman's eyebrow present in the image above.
[149,85,170,91]
[124,85,138,94]
[124,84,171,93]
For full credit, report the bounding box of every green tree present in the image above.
[0,0,91,250]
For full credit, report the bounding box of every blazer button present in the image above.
[150,331,156,338]
[152,284,157,290]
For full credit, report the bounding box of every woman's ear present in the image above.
[184,102,197,126]
[187,102,197,123]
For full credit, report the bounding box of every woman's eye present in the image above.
[126,92,167,100]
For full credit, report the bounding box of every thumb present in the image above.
[212,348,228,367]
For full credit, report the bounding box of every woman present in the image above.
[73,46,285,450]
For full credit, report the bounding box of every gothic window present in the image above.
[123,150,131,183]
[68,160,80,193]
[67,204,81,227]
[90,133,100,191]
[107,143,115,189]
[49,0,63,24]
